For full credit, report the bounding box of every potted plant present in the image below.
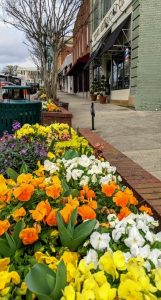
[90,78,98,101]
[98,75,107,104]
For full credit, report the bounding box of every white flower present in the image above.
[84,249,98,269]
[90,232,111,251]
[123,252,132,262]
[79,155,91,168]
[118,175,122,182]
[124,227,145,250]
[155,232,161,241]
[99,175,112,185]
[112,228,125,242]
[66,170,72,182]
[145,231,155,244]
[88,165,102,175]
[138,245,151,259]
[44,160,59,174]
[149,249,161,268]
[71,169,84,180]
[91,174,97,184]
[107,214,119,228]
[80,176,89,186]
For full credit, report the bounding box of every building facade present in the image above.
[90,0,161,110]
[17,67,40,84]
[67,0,90,97]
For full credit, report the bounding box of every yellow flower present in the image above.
[113,250,127,271]
[61,285,75,300]
[18,282,28,295]
[10,271,20,284]
[99,252,118,279]
[0,286,10,296]
[152,269,161,290]
[17,173,33,184]
[98,282,116,300]
[81,289,95,299]
[0,258,10,271]
[94,271,107,286]
[61,251,79,267]
[66,263,77,282]
[47,152,55,159]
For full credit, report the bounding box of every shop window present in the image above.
[112,48,130,90]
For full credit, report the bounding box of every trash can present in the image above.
[0,100,42,135]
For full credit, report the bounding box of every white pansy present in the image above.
[138,245,151,259]
[107,214,119,228]
[99,175,112,185]
[118,175,122,182]
[155,232,161,241]
[90,232,111,251]
[145,231,155,244]
[84,249,98,269]
[112,228,125,242]
[66,171,72,182]
[88,165,102,175]
[107,166,116,174]
[71,169,84,180]
[44,160,59,174]
[123,252,132,262]
[79,155,91,168]
[124,227,145,249]
[149,249,161,268]
[91,174,97,184]
[80,176,89,186]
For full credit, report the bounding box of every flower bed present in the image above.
[0,123,161,299]
[42,107,73,126]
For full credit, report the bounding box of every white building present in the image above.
[60,54,74,94]
[17,67,40,84]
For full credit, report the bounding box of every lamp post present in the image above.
[91,102,95,130]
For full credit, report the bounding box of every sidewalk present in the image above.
[58,91,161,181]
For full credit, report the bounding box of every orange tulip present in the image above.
[78,205,96,220]
[12,207,26,222]
[102,181,118,197]
[19,228,39,245]
[0,220,10,236]
[60,204,74,224]
[13,184,34,202]
[118,207,131,220]
[46,209,57,226]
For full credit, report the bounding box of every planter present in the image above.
[42,107,72,126]
[90,94,97,101]
[54,100,69,110]
[99,95,106,104]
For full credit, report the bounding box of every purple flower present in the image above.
[12,121,21,132]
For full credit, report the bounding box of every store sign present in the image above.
[92,0,132,49]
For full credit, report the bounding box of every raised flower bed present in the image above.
[0,123,161,299]
[42,107,72,126]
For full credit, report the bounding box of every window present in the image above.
[112,48,131,90]
[103,0,111,17]
[93,0,99,31]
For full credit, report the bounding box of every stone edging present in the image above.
[80,128,161,227]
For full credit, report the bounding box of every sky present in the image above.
[0,21,35,72]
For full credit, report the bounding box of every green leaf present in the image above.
[0,238,12,257]
[56,212,73,246]
[51,261,67,300]
[6,167,19,181]
[64,189,79,197]
[13,220,24,247]
[63,149,79,160]
[67,208,77,235]
[62,179,70,196]
[5,233,17,252]
[25,263,56,300]
[20,162,28,174]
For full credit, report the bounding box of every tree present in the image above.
[2,65,18,76]
[1,0,84,99]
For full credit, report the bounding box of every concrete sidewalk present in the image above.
[58,91,161,181]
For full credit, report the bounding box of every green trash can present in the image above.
[0,100,42,135]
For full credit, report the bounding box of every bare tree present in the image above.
[2,65,18,76]
[1,0,84,99]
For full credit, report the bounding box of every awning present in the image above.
[99,16,130,56]
[84,16,130,69]
[67,54,89,76]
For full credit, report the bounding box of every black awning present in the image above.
[84,48,100,70]
[99,16,130,56]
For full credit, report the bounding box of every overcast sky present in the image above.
[0,21,35,72]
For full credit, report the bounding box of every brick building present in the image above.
[89,0,161,110]
[67,0,90,96]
